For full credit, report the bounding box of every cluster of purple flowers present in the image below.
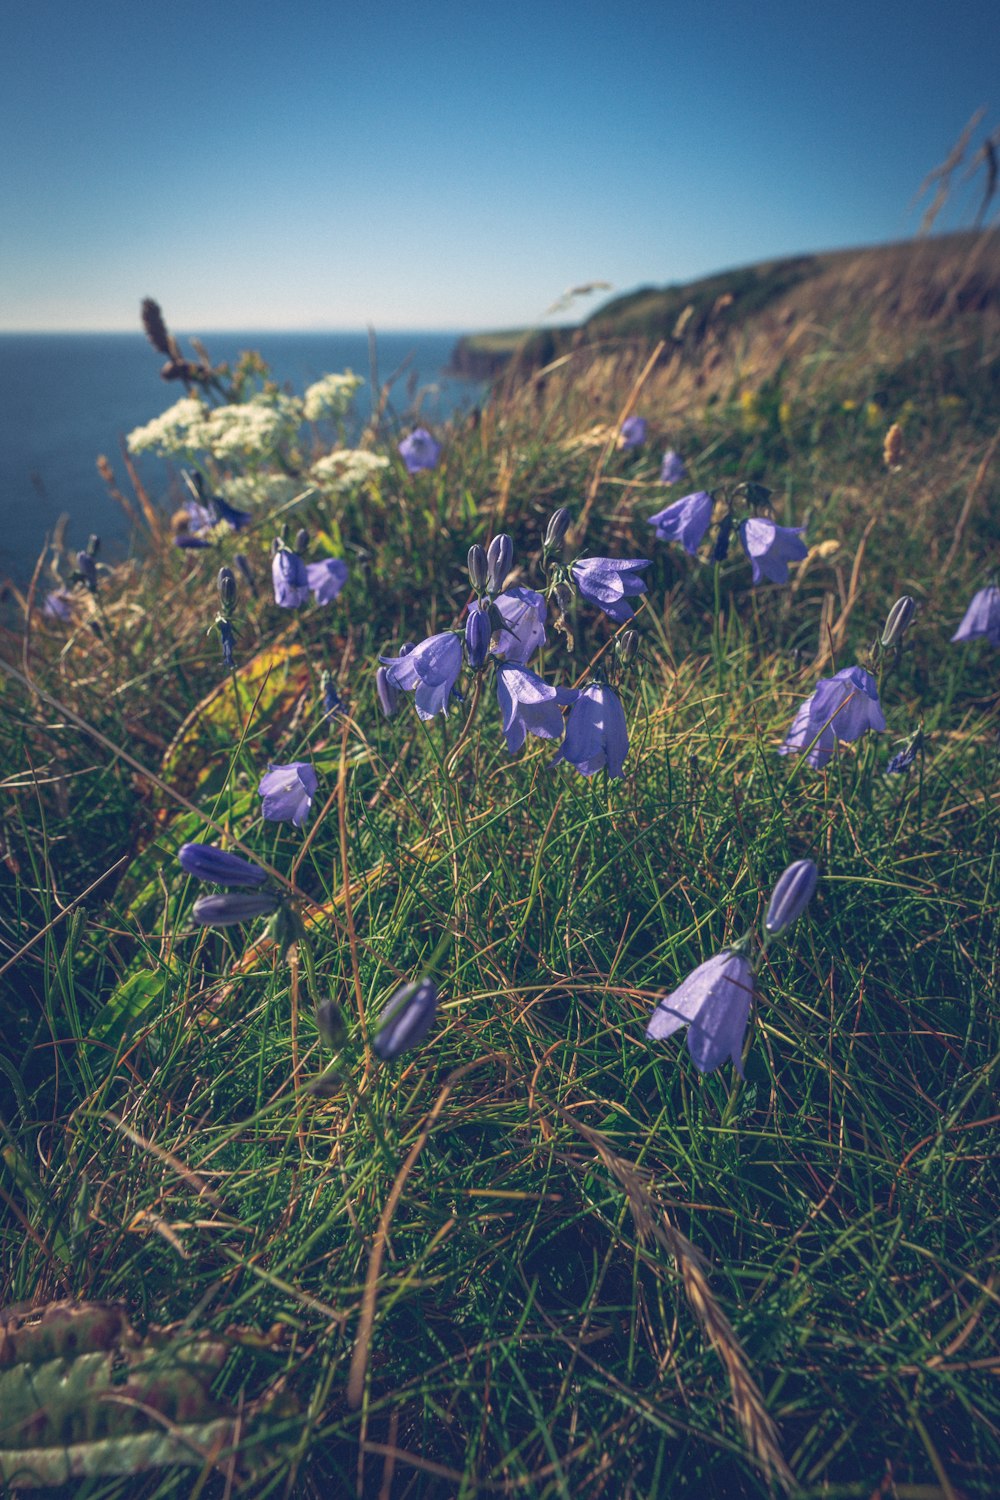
[272,546,348,609]
[648,488,808,583]
[178,841,280,927]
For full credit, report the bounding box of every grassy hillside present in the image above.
[1,256,998,1498]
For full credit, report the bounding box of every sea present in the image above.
[0,331,484,586]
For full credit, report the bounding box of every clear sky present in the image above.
[2,0,996,332]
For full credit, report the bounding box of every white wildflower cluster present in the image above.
[302,370,364,423]
[126,398,209,457]
[218,474,304,510]
[198,394,303,463]
[311,449,390,492]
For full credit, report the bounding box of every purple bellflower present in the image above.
[779,666,886,769]
[764,859,818,936]
[306,557,348,604]
[659,450,688,484]
[887,745,918,774]
[555,683,629,778]
[178,842,269,887]
[571,556,651,624]
[380,632,463,719]
[43,591,73,622]
[210,492,252,531]
[258,761,318,826]
[272,548,311,608]
[192,890,280,927]
[398,427,441,474]
[951,584,1000,646]
[496,664,578,753]
[372,977,439,1061]
[646,951,753,1077]
[619,415,648,449]
[739,517,808,585]
[648,491,714,556]
[492,587,547,664]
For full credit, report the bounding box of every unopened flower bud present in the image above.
[372,977,439,1061]
[543,508,571,553]
[880,595,915,648]
[217,566,236,611]
[486,534,513,594]
[465,606,491,668]
[294,528,310,555]
[764,860,818,936]
[712,513,734,563]
[217,617,235,670]
[76,551,98,591]
[192,890,280,927]
[234,552,257,595]
[467,544,488,592]
[617,629,639,665]
[316,998,348,1050]
[178,842,268,887]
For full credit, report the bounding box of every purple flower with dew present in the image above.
[951,584,1000,646]
[779,667,886,769]
[178,842,269,888]
[43,591,73,622]
[398,427,441,474]
[486,534,514,595]
[648,491,713,556]
[738,517,808,585]
[764,859,818,936]
[659,449,687,484]
[618,415,647,449]
[496,664,578,754]
[306,558,349,605]
[272,548,311,608]
[646,951,753,1078]
[491,587,547,664]
[465,604,491,669]
[192,891,281,927]
[379,632,463,720]
[555,683,629,778]
[258,761,318,827]
[372,977,439,1061]
[571,556,651,624]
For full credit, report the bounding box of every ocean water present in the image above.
[0,330,482,584]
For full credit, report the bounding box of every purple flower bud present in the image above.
[659,450,687,484]
[178,842,269,887]
[465,604,491,669]
[487,534,514,594]
[192,890,281,927]
[467,544,488,592]
[398,427,441,474]
[617,629,639,665]
[618,415,647,449]
[647,951,753,1077]
[764,859,818,935]
[295,528,310,555]
[376,665,400,718]
[321,671,343,719]
[951,584,1000,647]
[886,745,918,774]
[880,595,916,648]
[372,977,439,1061]
[258,762,318,827]
[648,491,713,557]
[544,507,571,552]
[218,617,236,671]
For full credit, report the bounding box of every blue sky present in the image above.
[2,0,996,331]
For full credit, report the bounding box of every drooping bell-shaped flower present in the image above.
[648,491,713,556]
[618,415,647,449]
[738,517,808,585]
[491,587,547,664]
[379,632,464,719]
[659,450,687,484]
[646,951,753,1077]
[951,584,1000,646]
[570,556,651,624]
[398,427,441,474]
[258,762,318,827]
[495,664,578,753]
[306,557,349,604]
[555,683,629,778]
[778,667,885,769]
[272,548,311,608]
